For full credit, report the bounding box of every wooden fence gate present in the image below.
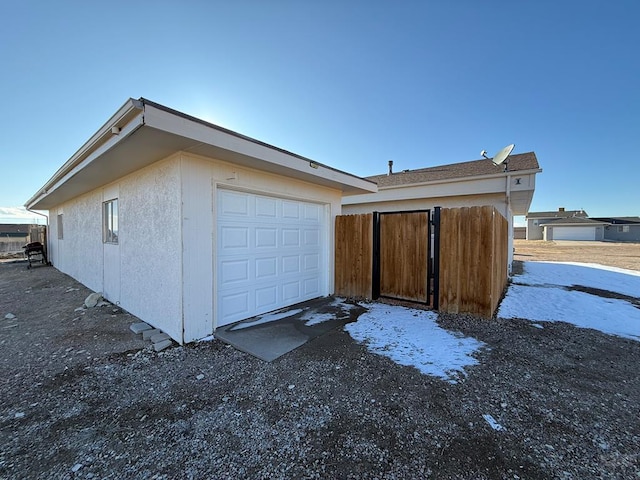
[335,205,509,318]
[374,211,431,303]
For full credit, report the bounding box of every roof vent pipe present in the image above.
[388,160,393,176]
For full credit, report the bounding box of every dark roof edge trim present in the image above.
[139,98,376,187]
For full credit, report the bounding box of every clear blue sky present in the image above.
[1,0,638,224]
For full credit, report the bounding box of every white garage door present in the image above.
[553,226,596,241]
[216,189,326,327]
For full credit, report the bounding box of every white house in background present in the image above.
[525,208,588,240]
[26,98,377,344]
[342,153,542,272]
[538,217,609,241]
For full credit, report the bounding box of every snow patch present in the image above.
[301,312,334,326]
[229,309,304,331]
[500,261,640,341]
[345,304,485,383]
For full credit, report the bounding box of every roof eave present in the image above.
[26,98,145,209]
[26,98,377,210]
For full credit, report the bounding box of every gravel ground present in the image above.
[1,259,639,479]
[513,240,640,271]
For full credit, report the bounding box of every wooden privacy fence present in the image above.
[437,206,508,318]
[334,213,373,299]
[334,205,509,318]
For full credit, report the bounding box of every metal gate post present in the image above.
[372,211,380,299]
[432,207,441,310]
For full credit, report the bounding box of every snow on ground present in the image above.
[345,303,486,383]
[499,261,640,341]
[512,261,640,298]
[229,309,304,331]
[301,297,360,326]
[345,262,640,382]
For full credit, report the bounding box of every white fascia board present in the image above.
[141,102,377,194]
[26,99,144,209]
[343,175,516,205]
[342,169,540,205]
[539,221,609,226]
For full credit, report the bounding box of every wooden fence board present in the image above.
[334,213,372,298]
[380,212,428,302]
[334,206,508,317]
[438,206,508,317]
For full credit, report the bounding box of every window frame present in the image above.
[102,198,119,244]
[57,214,64,240]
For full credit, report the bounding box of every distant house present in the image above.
[342,153,542,271]
[591,217,640,242]
[0,224,32,254]
[513,226,526,239]
[538,216,609,241]
[526,208,588,240]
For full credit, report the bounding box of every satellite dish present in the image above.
[491,144,515,170]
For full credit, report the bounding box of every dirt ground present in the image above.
[1,249,639,479]
[514,239,640,271]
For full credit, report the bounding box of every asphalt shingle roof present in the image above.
[538,217,608,226]
[366,152,540,187]
[526,210,588,219]
[590,217,640,224]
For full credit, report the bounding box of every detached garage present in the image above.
[540,217,608,241]
[26,98,376,344]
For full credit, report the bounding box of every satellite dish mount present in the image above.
[480,144,515,171]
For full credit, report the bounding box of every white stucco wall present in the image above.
[44,156,183,343]
[526,218,544,240]
[47,191,104,293]
[47,208,60,269]
[180,152,342,341]
[42,150,342,345]
[119,156,183,343]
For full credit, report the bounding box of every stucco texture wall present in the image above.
[180,153,342,338]
[119,157,183,342]
[52,191,104,293]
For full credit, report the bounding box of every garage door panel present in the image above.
[255,228,277,247]
[303,277,320,295]
[304,204,321,222]
[283,281,301,301]
[303,229,320,246]
[256,197,277,217]
[282,229,300,246]
[282,255,301,273]
[220,226,249,250]
[220,190,250,215]
[217,190,326,327]
[304,253,319,271]
[553,226,595,241]
[220,260,249,285]
[255,257,277,278]
[282,200,301,219]
[256,286,278,310]
[221,291,250,318]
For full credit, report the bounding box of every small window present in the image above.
[57,214,64,239]
[618,225,629,233]
[103,199,118,244]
